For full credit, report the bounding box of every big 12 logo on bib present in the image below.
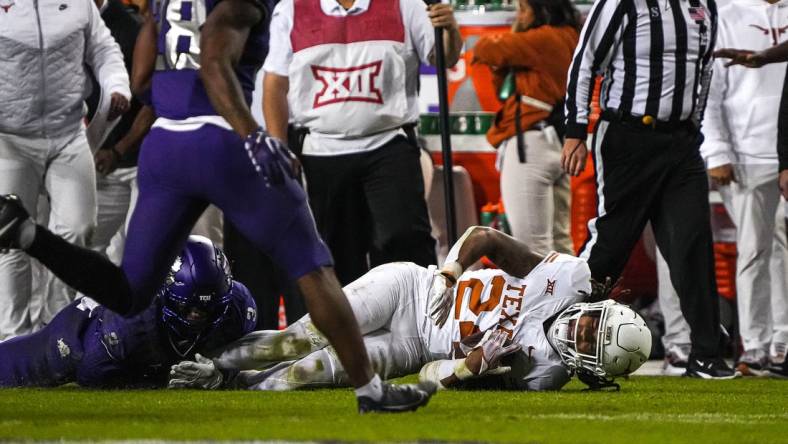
[311,61,384,108]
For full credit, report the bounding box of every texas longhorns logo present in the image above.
[0,0,15,13]
[749,24,788,46]
[311,61,384,109]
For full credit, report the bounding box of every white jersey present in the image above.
[423,252,591,390]
[218,255,591,391]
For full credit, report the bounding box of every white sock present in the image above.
[355,374,383,401]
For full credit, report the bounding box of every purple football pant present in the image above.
[0,302,89,387]
[121,123,333,304]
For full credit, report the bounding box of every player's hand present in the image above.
[464,329,522,377]
[107,92,130,121]
[427,3,457,29]
[244,127,298,187]
[779,170,788,200]
[713,48,767,68]
[94,148,120,176]
[561,137,588,176]
[168,354,223,390]
[708,164,736,187]
[427,271,454,328]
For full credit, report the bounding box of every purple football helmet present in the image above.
[159,235,233,346]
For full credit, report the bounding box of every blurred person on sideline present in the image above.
[472,0,579,255]
[262,0,463,285]
[0,0,130,339]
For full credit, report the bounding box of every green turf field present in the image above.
[1,376,786,443]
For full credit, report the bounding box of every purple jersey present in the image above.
[151,0,273,119]
[0,281,256,388]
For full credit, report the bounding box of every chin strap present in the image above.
[575,369,621,391]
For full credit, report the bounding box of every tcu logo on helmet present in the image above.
[311,61,384,108]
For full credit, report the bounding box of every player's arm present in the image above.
[95,105,155,176]
[263,73,290,140]
[714,40,788,67]
[199,0,264,138]
[418,329,520,389]
[446,226,544,278]
[84,0,131,119]
[427,226,543,326]
[130,12,157,98]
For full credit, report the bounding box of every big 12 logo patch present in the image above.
[311,60,384,108]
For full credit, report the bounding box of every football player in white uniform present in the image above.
[169,226,652,392]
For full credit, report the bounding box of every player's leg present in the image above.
[655,247,692,375]
[38,129,97,324]
[552,171,573,255]
[245,330,428,391]
[211,262,426,371]
[652,143,721,361]
[500,133,558,255]
[0,133,45,338]
[363,136,436,269]
[300,153,370,285]
[90,168,135,259]
[719,164,779,372]
[9,128,207,315]
[0,299,91,387]
[769,203,788,364]
[577,120,661,281]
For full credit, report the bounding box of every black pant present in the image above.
[301,135,436,285]
[223,221,307,330]
[580,118,721,358]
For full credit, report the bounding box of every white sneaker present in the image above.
[769,342,786,366]
[663,344,691,376]
[736,349,769,377]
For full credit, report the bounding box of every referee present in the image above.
[561,0,737,378]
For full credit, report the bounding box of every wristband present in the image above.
[440,261,463,284]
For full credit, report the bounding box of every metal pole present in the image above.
[431,12,458,245]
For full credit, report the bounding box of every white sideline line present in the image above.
[527,412,788,425]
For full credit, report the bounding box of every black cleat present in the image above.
[357,381,436,414]
[0,194,30,250]
[684,356,740,379]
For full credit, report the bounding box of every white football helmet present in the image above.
[547,299,652,388]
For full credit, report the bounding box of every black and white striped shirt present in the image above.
[564,0,718,139]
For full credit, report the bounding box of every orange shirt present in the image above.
[473,25,579,148]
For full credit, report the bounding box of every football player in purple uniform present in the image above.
[0,0,432,412]
[0,236,257,388]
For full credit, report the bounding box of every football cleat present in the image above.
[0,194,31,251]
[662,344,691,376]
[735,349,769,377]
[769,342,786,366]
[357,381,436,414]
[684,356,740,379]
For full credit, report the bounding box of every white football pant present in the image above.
[719,164,788,352]
[211,262,439,390]
[0,129,97,339]
[499,130,572,256]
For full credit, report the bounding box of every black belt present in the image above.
[601,109,694,132]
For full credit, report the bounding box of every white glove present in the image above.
[168,354,224,390]
[455,329,523,380]
[427,261,463,327]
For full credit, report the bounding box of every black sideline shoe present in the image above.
[0,194,30,250]
[357,382,436,414]
[684,356,740,379]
